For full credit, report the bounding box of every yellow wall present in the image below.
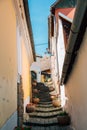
[0,0,17,128]
[21,38,31,100]
[65,30,87,130]
[41,75,45,82]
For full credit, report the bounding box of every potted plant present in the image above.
[32,89,39,94]
[49,86,55,92]
[50,94,58,100]
[57,111,71,126]
[52,98,61,107]
[26,103,36,113]
[32,96,40,104]
[32,80,37,87]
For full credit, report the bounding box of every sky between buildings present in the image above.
[28,0,56,56]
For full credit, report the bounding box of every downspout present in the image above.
[61,0,87,84]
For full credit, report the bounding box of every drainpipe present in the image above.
[61,0,87,84]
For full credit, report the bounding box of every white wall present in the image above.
[30,56,51,82]
[65,29,87,130]
[30,62,41,82]
[57,19,65,79]
[17,25,22,75]
[40,56,51,71]
[51,37,59,93]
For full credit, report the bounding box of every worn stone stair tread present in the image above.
[39,96,51,99]
[38,97,51,100]
[38,101,52,105]
[39,97,51,100]
[34,92,50,96]
[39,99,52,102]
[38,94,50,97]
[33,96,51,100]
[36,104,53,108]
[23,125,74,130]
[37,103,53,106]
[36,92,50,96]
[23,117,58,126]
[29,125,73,130]
[38,86,49,89]
[38,90,49,96]
[49,125,74,130]
[29,110,63,118]
[35,106,62,112]
[37,88,49,91]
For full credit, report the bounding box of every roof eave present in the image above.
[61,0,87,85]
[23,0,36,61]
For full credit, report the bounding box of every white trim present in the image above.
[24,96,30,113]
[12,0,34,65]
[58,12,73,23]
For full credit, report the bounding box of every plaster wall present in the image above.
[65,29,87,130]
[21,38,31,101]
[30,62,41,82]
[0,0,17,128]
[57,19,65,79]
[39,56,51,71]
[51,37,59,93]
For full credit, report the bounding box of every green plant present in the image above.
[57,111,71,126]
[58,111,68,116]
[26,103,36,113]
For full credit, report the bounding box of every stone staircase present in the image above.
[23,83,73,130]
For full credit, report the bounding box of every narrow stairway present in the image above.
[24,83,73,130]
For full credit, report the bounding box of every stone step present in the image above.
[24,117,73,130]
[36,104,53,108]
[30,125,74,130]
[35,106,62,112]
[23,125,73,130]
[32,91,49,95]
[39,90,50,93]
[38,101,52,105]
[33,95,51,99]
[39,99,52,102]
[39,98,51,101]
[29,110,63,118]
[23,117,58,126]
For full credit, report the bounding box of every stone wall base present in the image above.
[1,111,17,130]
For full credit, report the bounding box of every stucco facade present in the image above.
[0,0,35,129]
[65,30,87,130]
[50,37,59,94]
[30,56,51,82]
[0,0,17,128]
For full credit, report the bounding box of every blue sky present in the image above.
[28,0,56,56]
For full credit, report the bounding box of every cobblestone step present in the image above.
[35,106,62,112]
[36,103,53,108]
[29,110,63,118]
[38,101,52,105]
